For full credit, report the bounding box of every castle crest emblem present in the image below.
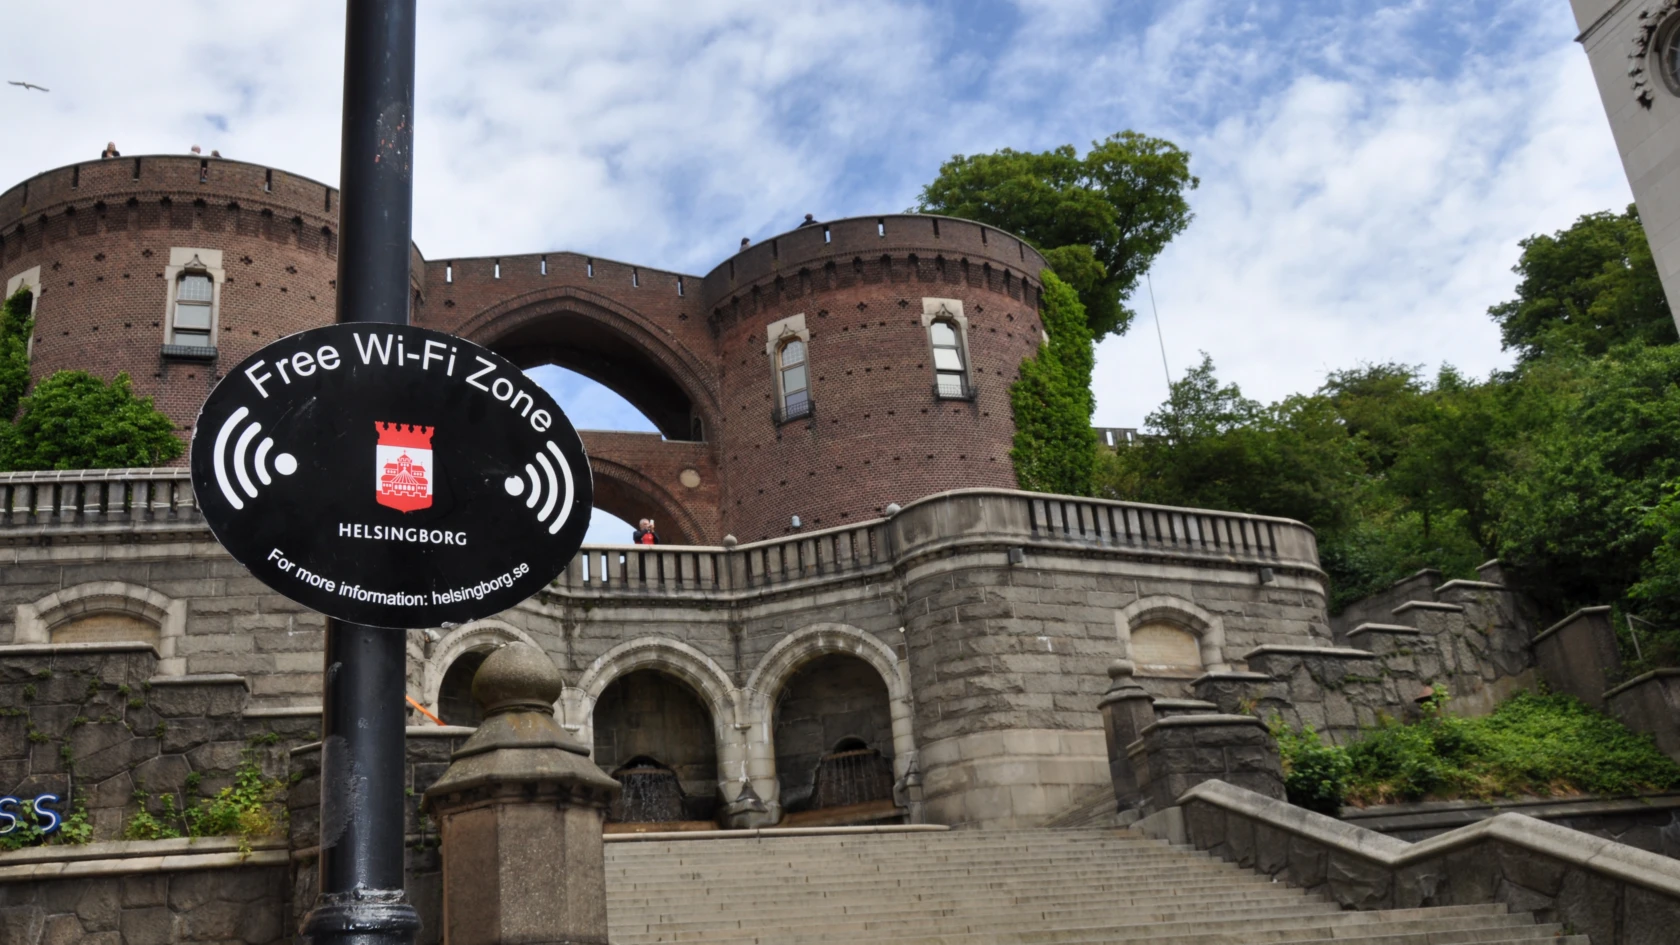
[375,422,433,513]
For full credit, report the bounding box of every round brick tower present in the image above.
[0,155,341,434]
[699,214,1048,541]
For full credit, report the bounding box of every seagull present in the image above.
[8,81,48,92]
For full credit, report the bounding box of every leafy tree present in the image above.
[1009,271,1097,495]
[1489,206,1677,363]
[0,287,32,421]
[917,132,1198,339]
[0,371,182,470]
[1095,354,1366,533]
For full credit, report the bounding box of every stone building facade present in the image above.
[1573,0,1680,331]
[1,470,1329,829]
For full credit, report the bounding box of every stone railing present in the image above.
[0,468,202,536]
[554,489,1318,599]
[1,471,1320,598]
[1163,780,1680,945]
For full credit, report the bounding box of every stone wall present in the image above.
[1607,669,1680,765]
[1170,780,1680,945]
[0,643,316,842]
[0,838,289,945]
[1532,606,1623,710]
[1193,575,1538,745]
[1127,715,1284,816]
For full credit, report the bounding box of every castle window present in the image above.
[777,337,811,421]
[172,273,213,347]
[929,319,971,399]
[161,248,224,359]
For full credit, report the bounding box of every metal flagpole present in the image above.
[301,2,420,942]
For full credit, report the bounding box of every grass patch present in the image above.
[1274,689,1680,812]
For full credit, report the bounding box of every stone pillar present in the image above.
[1097,660,1157,811]
[1131,714,1285,815]
[422,644,620,945]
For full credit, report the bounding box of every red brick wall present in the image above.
[2,157,1047,546]
[0,156,340,438]
[700,215,1046,541]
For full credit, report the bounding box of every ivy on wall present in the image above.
[1009,270,1097,496]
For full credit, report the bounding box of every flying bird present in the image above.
[8,81,48,92]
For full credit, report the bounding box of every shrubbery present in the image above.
[1272,690,1680,812]
[122,753,287,854]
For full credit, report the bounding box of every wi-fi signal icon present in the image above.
[212,406,297,510]
[503,441,576,536]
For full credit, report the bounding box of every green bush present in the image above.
[122,754,286,853]
[1272,690,1680,811]
[1269,720,1351,814]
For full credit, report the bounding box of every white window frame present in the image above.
[922,298,973,400]
[764,313,813,423]
[163,247,225,350]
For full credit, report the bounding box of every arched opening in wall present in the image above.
[437,649,492,726]
[592,669,718,823]
[525,364,699,545]
[1129,622,1205,678]
[49,613,160,648]
[772,654,896,818]
[501,311,704,442]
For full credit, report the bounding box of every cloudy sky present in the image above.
[0,0,1631,542]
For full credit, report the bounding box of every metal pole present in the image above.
[301,2,419,943]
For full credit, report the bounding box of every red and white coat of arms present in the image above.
[375,422,433,512]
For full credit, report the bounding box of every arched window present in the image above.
[929,319,970,399]
[172,271,214,347]
[777,337,811,421]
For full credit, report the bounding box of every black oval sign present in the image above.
[189,324,592,629]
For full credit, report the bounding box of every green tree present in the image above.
[1489,206,1677,363]
[1494,344,1680,614]
[916,132,1198,339]
[0,287,32,421]
[1096,354,1365,530]
[1010,271,1097,495]
[0,371,182,470]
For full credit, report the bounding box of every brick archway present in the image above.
[442,286,718,442]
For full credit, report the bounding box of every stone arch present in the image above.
[584,450,706,546]
[566,637,744,812]
[567,638,738,744]
[450,287,718,441]
[1115,595,1230,675]
[743,624,916,801]
[421,620,539,721]
[13,582,186,675]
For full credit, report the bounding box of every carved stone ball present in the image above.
[471,642,564,716]
[1107,659,1136,680]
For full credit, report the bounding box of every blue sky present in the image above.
[0,0,1631,544]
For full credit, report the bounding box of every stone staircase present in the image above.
[604,828,1584,944]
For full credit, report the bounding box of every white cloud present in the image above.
[0,0,1636,439]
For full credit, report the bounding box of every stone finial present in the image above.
[722,534,738,548]
[1108,659,1135,681]
[472,642,564,716]
[883,502,902,517]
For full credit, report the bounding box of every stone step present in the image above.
[611,906,1541,945]
[609,876,1295,904]
[610,897,1349,936]
[603,829,1565,945]
[610,885,1308,913]
[608,862,1274,886]
[610,889,1325,923]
